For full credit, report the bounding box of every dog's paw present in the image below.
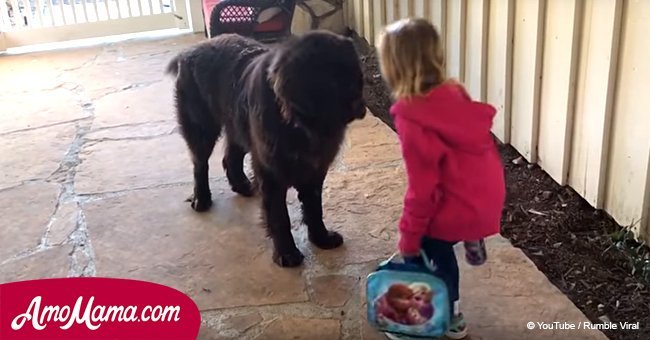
[185,194,212,212]
[309,230,344,250]
[231,180,255,197]
[273,248,305,267]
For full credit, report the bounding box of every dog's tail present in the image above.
[165,55,181,77]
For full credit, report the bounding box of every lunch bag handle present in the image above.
[377,250,438,274]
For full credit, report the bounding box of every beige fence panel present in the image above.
[376,0,446,35]
[486,0,514,143]
[464,0,488,102]
[569,0,622,209]
[376,1,381,35]
[445,0,465,81]
[400,0,409,18]
[414,0,424,17]
[604,0,650,235]
[344,0,356,31]
[645,155,650,237]
[363,0,373,42]
[510,0,545,162]
[385,0,395,22]
[430,0,445,35]
[537,0,583,185]
[432,0,446,51]
[373,0,386,37]
[353,0,364,38]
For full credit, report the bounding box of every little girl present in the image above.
[377,18,506,339]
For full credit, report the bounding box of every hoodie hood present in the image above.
[390,82,497,153]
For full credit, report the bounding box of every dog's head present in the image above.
[267,30,366,131]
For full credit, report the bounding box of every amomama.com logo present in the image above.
[0,278,200,339]
[11,296,181,331]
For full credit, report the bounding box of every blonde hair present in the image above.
[409,283,432,295]
[377,18,445,99]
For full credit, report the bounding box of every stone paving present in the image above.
[0,33,607,340]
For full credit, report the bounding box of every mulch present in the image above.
[350,33,650,340]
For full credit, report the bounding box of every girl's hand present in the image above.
[403,253,425,266]
[400,251,420,258]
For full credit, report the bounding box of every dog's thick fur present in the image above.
[166,31,366,267]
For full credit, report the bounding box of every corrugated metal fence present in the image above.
[344,0,650,240]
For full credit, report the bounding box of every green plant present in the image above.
[605,220,650,284]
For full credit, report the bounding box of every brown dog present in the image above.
[165,31,366,267]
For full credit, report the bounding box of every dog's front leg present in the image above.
[297,175,344,250]
[260,172,304,267]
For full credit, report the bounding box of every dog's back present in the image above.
[166,34,268,129]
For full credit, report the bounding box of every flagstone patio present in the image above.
[0,33,607,340]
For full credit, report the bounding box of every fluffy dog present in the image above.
[165,31,366,267]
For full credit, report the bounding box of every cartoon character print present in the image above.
[408,283,434,323]
[375,282,435,326]
[375,283,413,325]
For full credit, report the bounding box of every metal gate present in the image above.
[0,0,189,49]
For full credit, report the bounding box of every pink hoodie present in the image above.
[391,82,506,254]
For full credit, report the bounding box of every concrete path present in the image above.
[0,33,606,340]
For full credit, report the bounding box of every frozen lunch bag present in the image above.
[366,252,450,338]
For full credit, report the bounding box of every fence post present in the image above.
[569,0,623,209]
[510,0,546,163]
[640,152,650,241]
[378,0,386,26]
[464,0,489,102]
[182,0,204,33]
[445,0,466,82]
[0,32,6,52]
[173,0,190,29]
[537,0,584,185]
[486,0,514,144]
[363,0,373,43]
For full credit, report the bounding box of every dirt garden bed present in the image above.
[350,33,650,340]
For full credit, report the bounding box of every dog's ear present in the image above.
[267,58,292,123]
[266,47,316,124]
[266,53,289,122]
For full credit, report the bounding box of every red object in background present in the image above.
[204,0,287,32]
[203,0,296,41]
[0,278,201,339]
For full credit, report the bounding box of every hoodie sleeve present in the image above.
[394,116,446,254]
